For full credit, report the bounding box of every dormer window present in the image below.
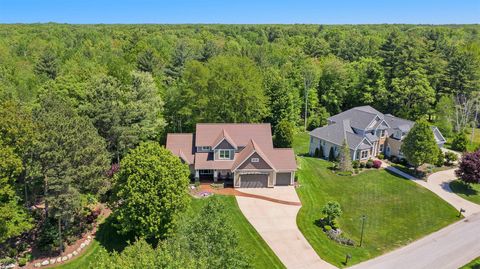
[201,146,211,151]
[380,130,386,137]
[219,149,231,160]
[251,158,259,163]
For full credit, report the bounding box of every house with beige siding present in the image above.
[166,123,297,188]
[309,106,446,161]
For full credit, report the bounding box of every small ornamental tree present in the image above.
[322,201,342,226]
[338,139,353,172]
[455,150,480,184]
[435,150,445,167]
[112,142,190,241]
[451,132,468,152]
[319,145,324,158]
[401,120,439,171]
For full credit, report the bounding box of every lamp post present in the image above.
[359,215,367,247]
[458,208,466,217]
[345,253,352,265]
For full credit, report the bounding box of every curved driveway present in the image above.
[235,187,337,269]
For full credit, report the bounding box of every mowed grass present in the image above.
[55,196,284,269]
[296,157,459,267]
[292,131,310,155]
[462,257,480,269]
[450,180,480,205]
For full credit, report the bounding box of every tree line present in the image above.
[0,23,479,265]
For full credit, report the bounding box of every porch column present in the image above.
[213,170,218,182]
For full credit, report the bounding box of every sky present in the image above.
[0,0,478,24]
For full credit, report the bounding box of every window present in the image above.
[219,150,231,160]
[199,170,213,175]
[380,130,386,137]
[361,150,368,159]
[201,146,211,151]
[379,144,384,152]
[251,158,259,163]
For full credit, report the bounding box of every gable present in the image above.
[237,152,273,170]
[213,139,236,150]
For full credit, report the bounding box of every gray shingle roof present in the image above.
[328,106,384,130]
[310,120,371,150]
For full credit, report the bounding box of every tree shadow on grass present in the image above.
[95,215,135,253]
[449,180,479,197]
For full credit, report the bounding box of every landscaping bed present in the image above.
[296,157,459,267]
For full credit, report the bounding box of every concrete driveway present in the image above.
[236,186,337,269]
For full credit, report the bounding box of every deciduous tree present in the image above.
[401,120,439,170]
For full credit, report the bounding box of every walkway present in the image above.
[236,187,337,269]
[350,164,480,269]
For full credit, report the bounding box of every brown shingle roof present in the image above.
[195,123,273,148]
[194,152,235,170]
[166,133,195,165]
[212,128,238,149]
[232,139,276,171]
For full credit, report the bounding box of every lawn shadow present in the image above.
[95,215,134,253]
[450,180,479,197]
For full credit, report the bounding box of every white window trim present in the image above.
[251,157,259,163]
[201,146,211,151]
[361,150,369,159]
[219,149,231,160]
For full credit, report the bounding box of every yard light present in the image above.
[359,215,367,247]
[345,253,352,265]
[458,208,466,217]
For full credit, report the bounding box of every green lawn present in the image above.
[190,196,285,269]
[55,196,284,269]
[296,157,459,267]
[293,131,310,156]
[450,180,480,205]
[462,257,480,269]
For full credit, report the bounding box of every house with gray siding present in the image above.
[309,106,446,161]
[166,123,297,188]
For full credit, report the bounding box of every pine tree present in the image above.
[401,120,439,170]
[35,50,58,79]
[328,147,336,162]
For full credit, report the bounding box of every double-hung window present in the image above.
[361,150,368,159]
[219,150,231,160]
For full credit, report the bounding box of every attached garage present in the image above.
[275,172,292,186]
[240,173,268,188]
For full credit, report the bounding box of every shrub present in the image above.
[314,147,320,157]
[378,153,385,160]
[210,183,224,189]
[18,257,27,267]
[451,132,468,152]
[352,160,360,168]
[435,150,445,167]
[372,160,382,169]
[444,151,458,166]
[324,225,332,232]
[359,162,366,168]
[354,168,359,174]
[328,147,336,162]
[366,159,374,168]
[0,257,15,266]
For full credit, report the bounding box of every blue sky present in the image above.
[0,0,478,24]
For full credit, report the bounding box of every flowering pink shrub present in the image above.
[372,160,382,169]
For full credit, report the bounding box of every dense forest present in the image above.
[0,24,479,266]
